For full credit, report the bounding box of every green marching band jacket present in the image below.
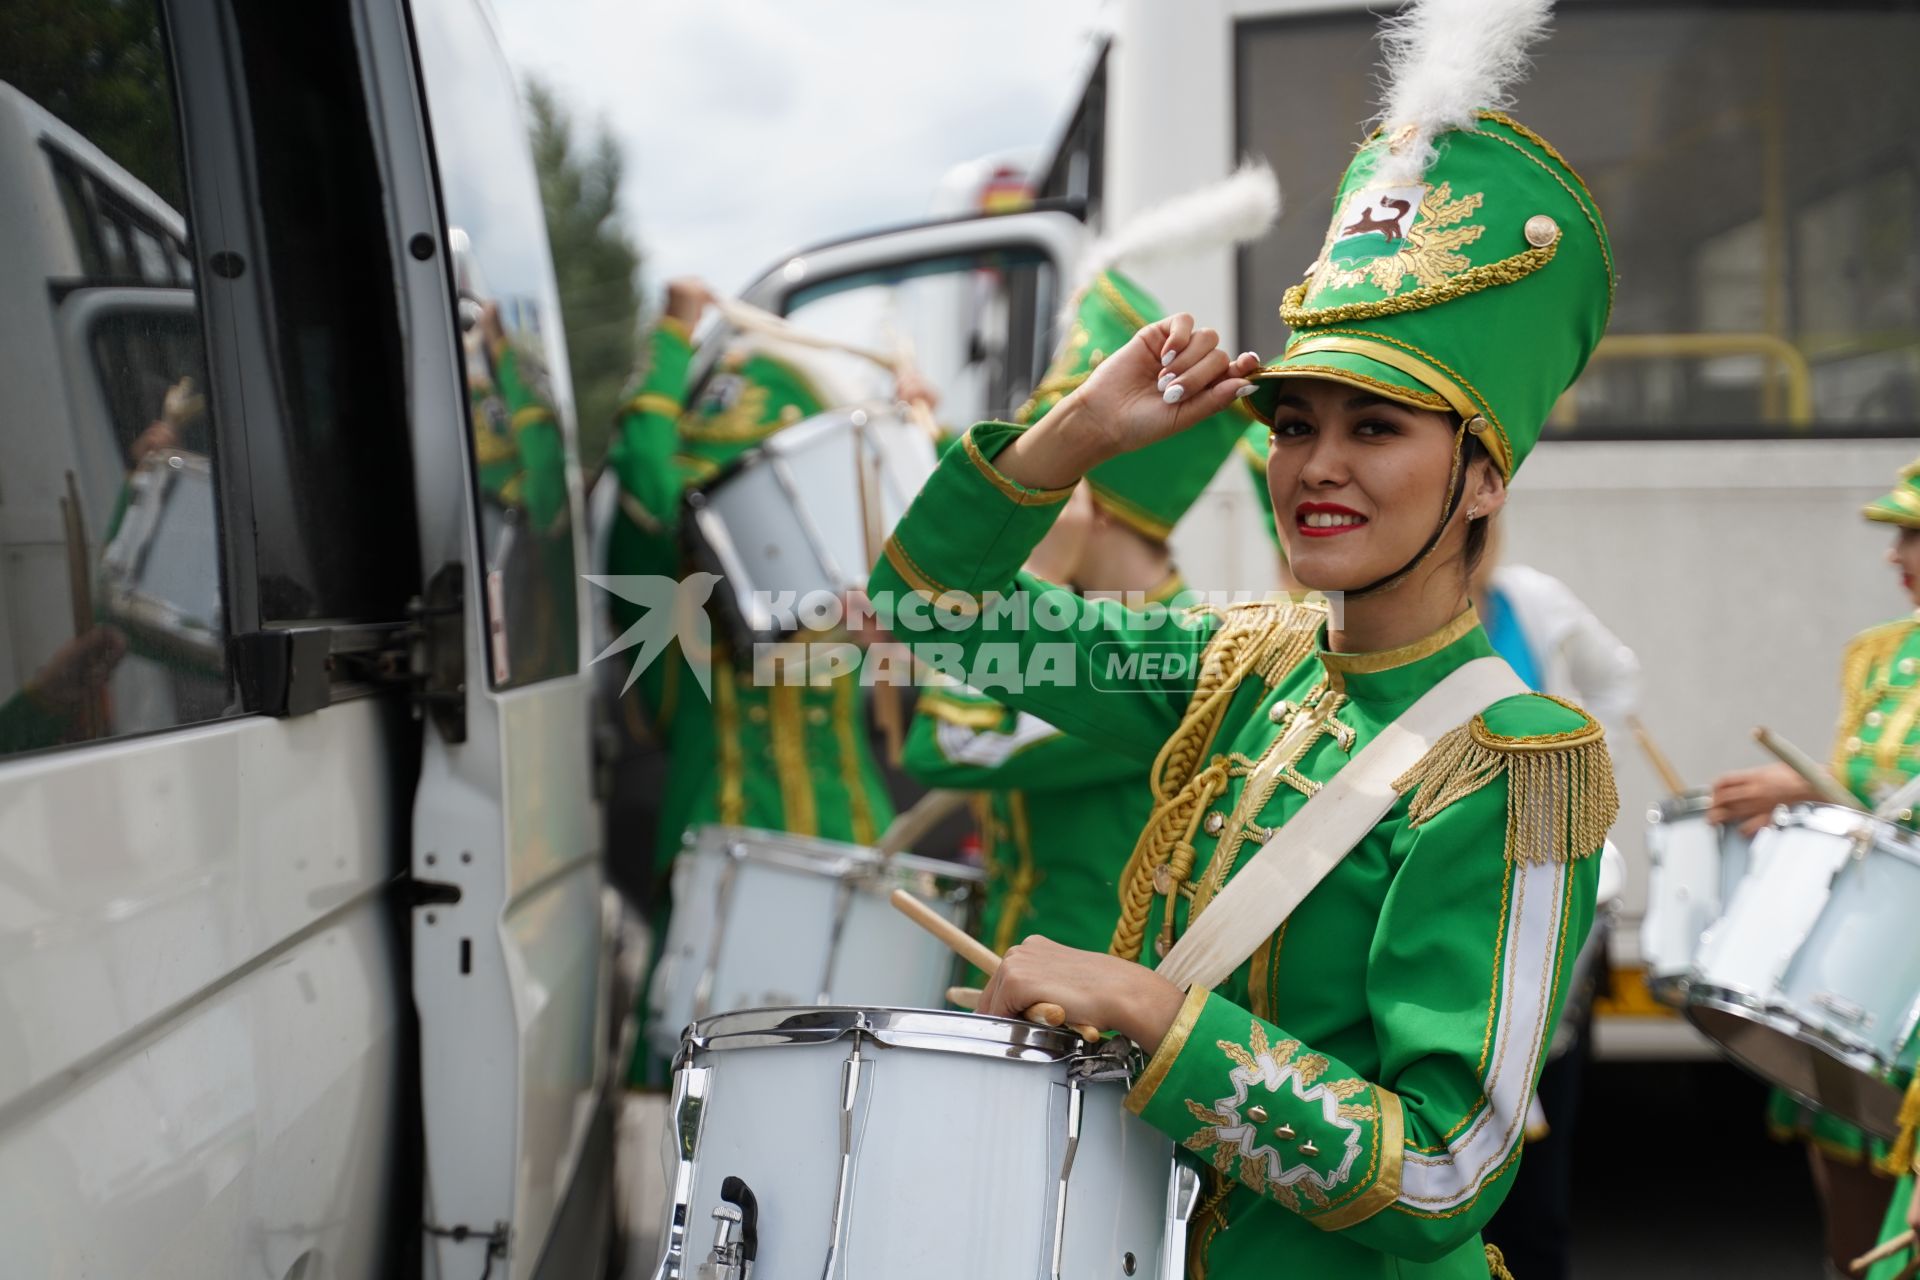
[869,422,1614,1279]
[604,318,895,867]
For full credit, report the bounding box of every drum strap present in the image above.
[1155,656,1526,993]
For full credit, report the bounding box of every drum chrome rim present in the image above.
[684,1004,1108,1065]
[1686,985,1904,1139]
[1777,801,1920,862]
[691,824,985,885]
[1651,789,1713,824]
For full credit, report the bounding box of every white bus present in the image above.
[0,1,620,1276]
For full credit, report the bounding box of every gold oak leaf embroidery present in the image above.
[1179,1025,1381,1202]
[1320,182,1487,296]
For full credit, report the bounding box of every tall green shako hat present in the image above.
[1018,164,1283,541]
[1863,459,1920,530]
[1247,0,1612,493]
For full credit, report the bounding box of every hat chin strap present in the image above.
[1343,423,1469,603]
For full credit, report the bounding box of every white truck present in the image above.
[0,0,620,1276]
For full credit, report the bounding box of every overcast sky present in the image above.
[491,0,1110,302]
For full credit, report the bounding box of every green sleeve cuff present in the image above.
[1126,989,1402,1230]
[872,422,1073,610]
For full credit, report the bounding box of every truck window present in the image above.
[784,248,1061,428]
[1235,5,1920,439]
[411,0,581,688]
[0,1,233,758]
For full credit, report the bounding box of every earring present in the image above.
[1467,505,1480,520]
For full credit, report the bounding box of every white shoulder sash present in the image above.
[1155,656,1526,992]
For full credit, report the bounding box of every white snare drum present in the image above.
[1640,791,1755,1004]
[1687,803,1920,1138]
[646,826,983,1059]
[686,405,937,646]
[652,1006,1195,1280]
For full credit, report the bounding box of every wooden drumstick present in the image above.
[875,788,971,859]
[1753,726,1867,811]
[1627,714,1689,796]
[1851,1229,1915,1274]
[889,888,1100,1038]
[946,985,981,1010]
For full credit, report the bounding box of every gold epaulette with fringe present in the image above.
[1394,694,1618,863]
[1880,1073,1920,1177]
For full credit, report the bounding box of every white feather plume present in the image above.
[1063,160,1281,321]
[1370,0,1554,187]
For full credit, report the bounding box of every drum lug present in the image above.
[697,1177,758,1280]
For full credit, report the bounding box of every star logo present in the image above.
[584,572,723,700]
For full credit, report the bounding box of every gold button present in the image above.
[1155,935,1171,959]
[1299,1139,1320,1158]
[1203,812,1226,836]
[1868,711,1886,728]
[1268,700,1294,724]
[1153,864,1175,895]
[1275,1123,1295,1140]
[1247,1105,1269,1125]
[806,706,828,726]
[1524,214,1560,247]
[747,704,769,724]
[1090,349,1105,365]
[1464,415,1490,437]
[1847,736,1864,754]
[1902,658,1917,676]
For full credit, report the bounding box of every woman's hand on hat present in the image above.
[995,313,1259,490]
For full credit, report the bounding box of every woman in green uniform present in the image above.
[1713,461,1920,1274]
[869,10,1615,1274]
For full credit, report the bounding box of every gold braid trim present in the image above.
[1394,696,1618,863]
[1832,621,1915,775]
[1280,237,1559,330]
[1107,602,1324,959]
[1485,1243,1516,1280]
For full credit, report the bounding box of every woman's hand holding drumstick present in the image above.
[888,889,1095,1038]
[890,889,1188,1050]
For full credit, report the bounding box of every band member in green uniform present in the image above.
[1715,459,1920,1273]
[608,280,901,1086]
[869,5,1616,1273]
[606,279,896,864]
[903,272,1247,967]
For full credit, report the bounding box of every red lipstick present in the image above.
[1295,501,1369,539]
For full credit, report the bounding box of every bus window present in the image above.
[1235,5,1920,438]
[411,0,582,689]
[0,1,232,758]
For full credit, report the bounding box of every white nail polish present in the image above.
[1161,348,1179,367]
[1162,384,1186,404]
[1234,384,1258,399]
[1241,352,1260,363]
[1157,371,1175,390]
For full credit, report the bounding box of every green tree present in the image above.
[525,80,643,473]
[0,0,184,209]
